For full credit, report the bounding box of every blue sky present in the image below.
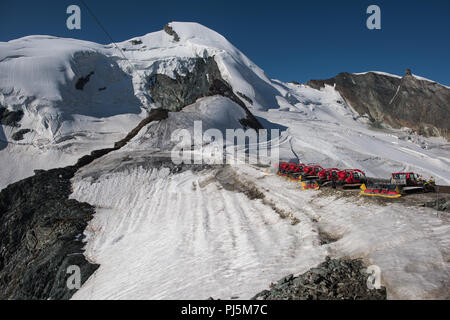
[1,0,449,85]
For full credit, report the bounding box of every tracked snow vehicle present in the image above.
[390,172,435,193]
[360,172,435,198]
[287,163,306,181]
[336,169,367,189]
[300,168,366,191]
[301,168,339,190]
[277,162,291,176]
[298,165,324,181]
[277,162,306,180]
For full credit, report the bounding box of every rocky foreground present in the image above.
[0,166,98,299]
[252,257,387,300]
[0,109,169,299]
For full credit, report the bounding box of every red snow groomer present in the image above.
[299,165,324,180]
[298,165,324,189]
[360,172,435,198]
[277,162,306,181]
[336,169,367,189]
[277,162,291,176]
[302,168,340,190]
[287,163,306,181]
[318,168,340,184]
[390,172,435,193]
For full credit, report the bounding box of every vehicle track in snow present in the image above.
[70,154,450,299]
[241,165,450,299]
[71,161,326,300]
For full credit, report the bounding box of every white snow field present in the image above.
[1,22,450,299]
[70,155,449,300]
[70,162,325,300]
[0,22,278,189]
[1,22,449,188]
[1,22,449,189]
[253,83,450,185]
[0,36,146,189]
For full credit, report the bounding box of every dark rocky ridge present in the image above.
[0,107,24,127]
[11,129,31,141]
[252,257,387,300]
[148,56,263,130]
[236,91,253,105]
[130,39,142,45]
[307,71,450,139]
[0,109,169,300]
[164,23,180,42]
[0,166,98,299]
[75,71,95,91]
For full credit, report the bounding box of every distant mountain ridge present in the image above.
[307,70,450,139]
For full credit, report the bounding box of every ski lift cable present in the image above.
[2,3,147,150]
[78,0,147,84]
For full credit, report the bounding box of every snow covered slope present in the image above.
[70,161,325,299]
[0,22,278,189]
[117,22,282,111]
[1,22,449,189]
[257,83,450,184]
[0,36,146,188]
[70,153,449,299]
[1,22,450,300]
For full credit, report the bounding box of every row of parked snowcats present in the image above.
[276,162,436,198]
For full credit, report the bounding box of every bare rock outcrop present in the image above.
[307,70,450,139]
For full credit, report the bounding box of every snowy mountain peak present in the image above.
[117,22,277,110]
[1,22,450,301]
[166,21,230,45]
[1,22,450,191]
[0,22,280,188]
[126,21,239,55]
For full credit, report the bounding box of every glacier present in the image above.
[0,22,449,299]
